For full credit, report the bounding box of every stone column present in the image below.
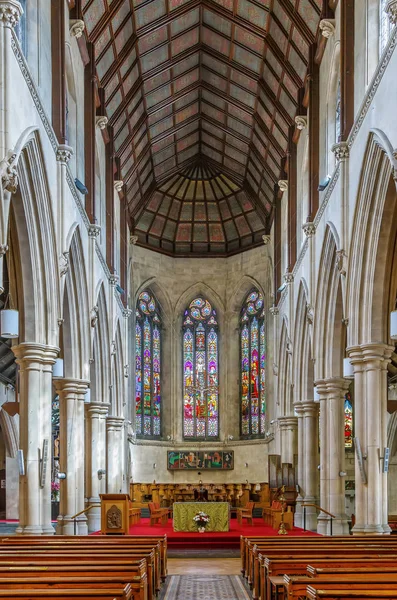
[54,378,89,535]
[13,343,58,535]
[86,402,109,533]
[319,378,350,535]
[302,401,319,531]
[294,403,304,528]
[106,416,124,493]
[278,416,298,465]
[349,344,393,535]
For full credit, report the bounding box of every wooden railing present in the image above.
[301,502,336,535]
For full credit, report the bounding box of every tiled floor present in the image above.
[168,558,241,575]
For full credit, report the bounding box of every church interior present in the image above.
[0,0,396,597]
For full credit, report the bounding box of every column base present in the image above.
[294,496,303,528]
[76,515,88,536]
[383,523,392,535]
[352,523,385,535]
[41,524,55,535]
[18,524,44,535]
[87,499,101,534]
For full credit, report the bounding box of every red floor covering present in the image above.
[122,518,319,548]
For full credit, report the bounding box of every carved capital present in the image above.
[270,305,279,317]
[59,251,69,277]
[284,269,294,284]
[69,19,85,39]
[336,249,347,276]
[90,305,99,328]
[0,0,23,27]
[0,150,18,194]
[88,224,101,238]
[109,274,119,287]
[262,234,271,245]
[96,116,108,130]
[56,145,73,164]
[114,180,124,193]
[332,141,349,161]
[302,222,316,237]
[123,308,133,318]
[319,18,336,38]
[386,0,397,25]
[295,115,307,130]
[130,234,138,245]
[278,179,288,192]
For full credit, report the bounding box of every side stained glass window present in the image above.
[135,291,161,437]
[240,289,266,437]
[183,297,219,439]
[344,390,353,449]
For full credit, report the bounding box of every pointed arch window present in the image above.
[344,388,353,449]
[135,291,161,438]
[240,289,266,437]
[183,297,219,439]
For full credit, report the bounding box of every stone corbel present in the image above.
[90,305,99,328]
[336,249,347,276]
[262,234,271,245]
[278,180,288,193]
[0,0,23,28]
[130,234,138,245]
[293,115,307,142]
[270,305,279,317]
[123,307,132,318]
[284,268,294,284]
[306,303,314,325]
[69,19,85,39]
[331,142,349,162]
[114,180,124,193]
[0,150,18,194]
[56,145,73,165]
[59,251,69,277]
[319,19,336,38]
[386,0,397,25]
[88,224,101,238]
[302,222,316,238]
[109,274,119,287]
[96,116,108,131]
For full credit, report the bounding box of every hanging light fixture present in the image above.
[53,358,64,379]
[0,308,19,339]
[390,310,397,339]
[343,357,354,379]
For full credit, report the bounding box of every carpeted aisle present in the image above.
[160,575,250,600]
[125,517,319,549]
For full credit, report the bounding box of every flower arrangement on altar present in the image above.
[193,511,210,532]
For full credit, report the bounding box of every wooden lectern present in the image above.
[100,493,131,535]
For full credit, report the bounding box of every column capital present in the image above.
[69,19,85,38]
[12,343,59,365]
[56,145,73,164]
[284,269,294,284]
[278,415,298,430]
[331,141,349,161]
[302,221,316,237]
[293,403,304,416]
[347,342,394,366]
[106,416,125,431]
[96,116,108,130]
[53,377,90,397]
[301,401,319,417]
[0,0,23,28]
[278,180,288,193]
[295,115,307,130]
[88,224,101,238]
[324,376,350,395]
[386,0,397,25]
[319,18,336,38]
[87,402,110,417]
[262,234,271,245]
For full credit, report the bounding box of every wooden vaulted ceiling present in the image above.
[81,0,323,256]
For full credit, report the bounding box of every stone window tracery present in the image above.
[183,297,219,439]
[240,289,266,438]
[135,291,161,438]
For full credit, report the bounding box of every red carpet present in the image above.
[120,518,319,548]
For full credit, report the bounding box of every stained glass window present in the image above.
[183,297,219,439]
[240,289,266,437]
[135,291,161,437]
[344,390,353,449]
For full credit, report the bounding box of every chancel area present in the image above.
[0,0,397,598]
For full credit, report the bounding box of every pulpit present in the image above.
[100,493,131,535]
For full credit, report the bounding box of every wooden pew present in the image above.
[307,589,397,599]
[0,590,131,599]
[284,573,397,599]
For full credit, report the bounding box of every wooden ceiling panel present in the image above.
[81,0,322,255]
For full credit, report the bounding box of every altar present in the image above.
[173,502,230,532]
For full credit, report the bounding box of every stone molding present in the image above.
[319,18,336,38]
[96,116,108,130]
[293,403,305,416]
[53,378,90,397]
[87,402,110,417]
[0,150,18,194]
[386,0,397,25]
[114,180,124,193]
[301,401,319,416]
[56,145,73,164]
[332,141,349,161]
[278,416,298,430]
[262,234,271,245]
[302,222,316,237]
[284,269,294,284]
[69,19,85,39]
[278,179,288,192]
[88,224,101,238]
[12,343,59,365]
[295,115,307,130]
[347,343,394,369]
[106,416,125,431]
[0,0,22,27]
